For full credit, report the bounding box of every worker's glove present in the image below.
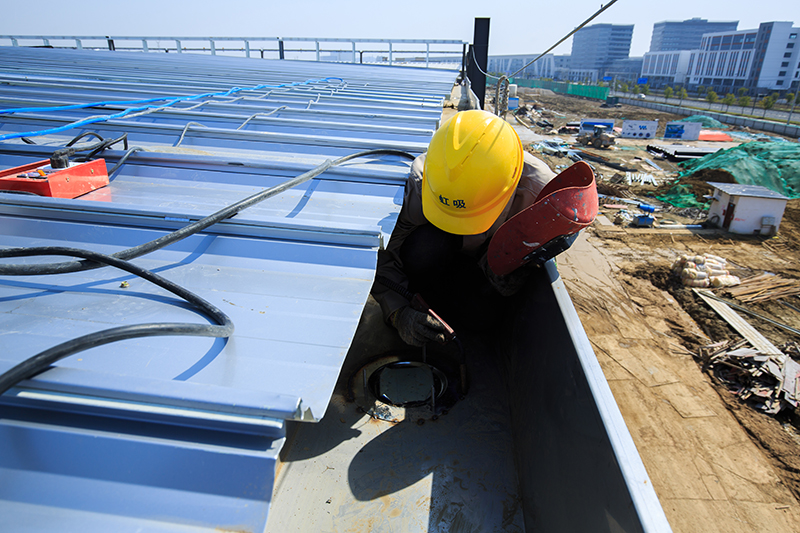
[479,253,533,297]
[391,306,448,347]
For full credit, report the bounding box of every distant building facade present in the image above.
[650,18,738,52]
[570,23,634,76]
[553,55,571,81]
[641,50,694,88]
[605,57,644,83]
[687,21,799,93]
[487,54,556,79]
[487,54,583,82]
[565,69,599,84]
[641,20,799,93]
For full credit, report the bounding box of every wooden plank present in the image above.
[693,289,783,356]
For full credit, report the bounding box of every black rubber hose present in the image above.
[0,148,417,276]
[0,246,233,395]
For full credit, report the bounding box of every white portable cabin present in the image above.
[707,182,789,235]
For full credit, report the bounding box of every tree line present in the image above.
[613,79,796,114]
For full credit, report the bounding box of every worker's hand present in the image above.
[480,253,533,297]
[391,306,448,347]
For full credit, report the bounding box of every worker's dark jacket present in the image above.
[373,151,556,320]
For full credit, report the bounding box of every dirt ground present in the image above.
[506,90,800,532]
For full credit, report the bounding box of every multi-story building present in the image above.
[641,21,799,94]
[641,50,694,88]
[605,57,644,83]
[686,21,799,94]
[570,24,634,77]
[487,54,588,83]
[650,18,739,52]
[487,54,557,79]
[553,55,571,81]
[565,69,599,84]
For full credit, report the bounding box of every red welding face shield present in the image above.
[487,161,598,276]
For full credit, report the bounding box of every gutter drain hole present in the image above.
[369,361,448,408]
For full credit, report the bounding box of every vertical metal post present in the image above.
[106,38,115,51]
[43,38,51,47]
[389,42,393,66]
[176,40,181,53]
[426,43,430,68]
[352,42,356,64]
[210,39,216,55]
[142,39,148,53]
[316,41,320,62]
[11,38,18,47]
[279,39,285,60]
[467,17,490,110]
[76,39,83,50]
[245,40,250,58]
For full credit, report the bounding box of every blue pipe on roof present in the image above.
[0,77,345,141]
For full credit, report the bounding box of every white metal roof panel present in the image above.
[0,47,456,424]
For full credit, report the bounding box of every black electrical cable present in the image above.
[81,134,129,161]
[65,131,108,147]
[0,148,417,277]
[507,0,621,79]
[107,146,143,177]
[50,132,130,167]
[0,148,416,394]
[0,190,40,196]
[0,246,233,396]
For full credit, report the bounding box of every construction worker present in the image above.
[373,109,557,346]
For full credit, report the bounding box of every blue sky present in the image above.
[0,1,796,57]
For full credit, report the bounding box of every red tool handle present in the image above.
[410,293,456,342]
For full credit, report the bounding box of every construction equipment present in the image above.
[576,124,616,149]
[600,96,622,108]
[0,159,109,198]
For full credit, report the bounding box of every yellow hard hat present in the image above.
[422,110,523,235]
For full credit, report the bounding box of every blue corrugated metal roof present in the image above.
[0,46,455,532]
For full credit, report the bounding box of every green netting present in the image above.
[508,79,609,100]
[678,115,728,129]
[655,184,711,209]
[679,141,800,199]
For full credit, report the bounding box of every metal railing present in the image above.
[0,35,466,69]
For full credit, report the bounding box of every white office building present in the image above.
[641,50,694,88]
[650,18,738,52]
[686,21,799,94]
[641,21,799,94]
[487,54,557,79]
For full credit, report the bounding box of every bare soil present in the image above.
[528,90,687,135]
[513,90,800,531]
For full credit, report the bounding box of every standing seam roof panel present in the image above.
[0,47,457,424]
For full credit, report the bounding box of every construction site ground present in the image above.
[498,90,800,532]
